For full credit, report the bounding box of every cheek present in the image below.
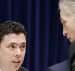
[23,50,26,57]
[67,24,75,33]
[0,51,12,60]
[63,22,72,32]
[21,50,26,59]
[0,51,12,66]
[0,48,13,62]
[1,49,12,57]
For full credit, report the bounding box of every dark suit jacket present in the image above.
[47,60,69,71]
[18,67,29,71]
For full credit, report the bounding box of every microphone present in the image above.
[68,40,75,71]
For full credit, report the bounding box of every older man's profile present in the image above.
[0,21,28,71]
[47,0,75,71]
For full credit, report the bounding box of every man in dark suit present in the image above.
[59,0,75,71]
[0,21,29,71]
[47,0,75,71]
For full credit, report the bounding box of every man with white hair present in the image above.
[47,0,75,71]
[59,0,75,71]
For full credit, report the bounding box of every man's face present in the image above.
[60,9,75,42]
[0,33,26,71]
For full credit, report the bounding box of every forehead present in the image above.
[60,7,72,18]
[1,33,26,44]
[60,10,75,24]
[60,9,72,22]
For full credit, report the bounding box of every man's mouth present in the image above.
[12,60,21,66]
[12,61,20,63]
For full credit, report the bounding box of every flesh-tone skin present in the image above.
[60,8,75,42]
[0,33,26,71]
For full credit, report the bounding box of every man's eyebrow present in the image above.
[8,42,17,45]
[8,42,26,45]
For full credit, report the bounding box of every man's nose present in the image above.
[15,48,21,57]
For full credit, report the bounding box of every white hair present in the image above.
[59,0,75,15]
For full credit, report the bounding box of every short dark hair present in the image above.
[0,21,27,42]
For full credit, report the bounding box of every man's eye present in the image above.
[61,20,66,24]
[62,21,66,24]
[11,45,15,48]
[8,45,16,49]
[20,45,26,50]
[21,46,25,48]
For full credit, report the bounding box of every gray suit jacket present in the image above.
[18,67,29,71]
[47,60,69,71]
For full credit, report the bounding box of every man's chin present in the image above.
[13,65,21,71]
[11,62,22,71]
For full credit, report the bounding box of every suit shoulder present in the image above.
[19,67,29,71]
[47,60,68,71]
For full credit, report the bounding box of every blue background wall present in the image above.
[0,0,69,71]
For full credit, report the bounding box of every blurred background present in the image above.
[0,0,69,71]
